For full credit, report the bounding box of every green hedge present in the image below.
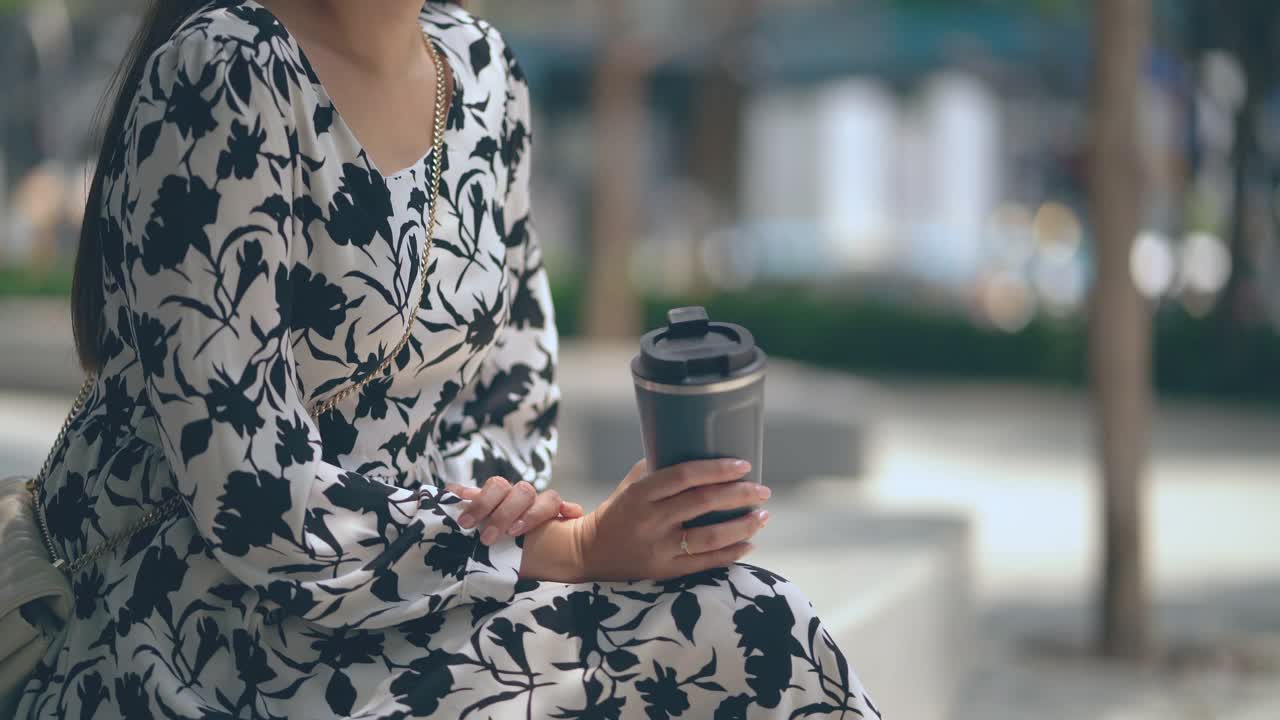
[0,266,73,296]
[552,279,1280,404]
[3,267,1273,403]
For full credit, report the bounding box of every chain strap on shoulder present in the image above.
[30,34,449,576]
[308,33,447,418]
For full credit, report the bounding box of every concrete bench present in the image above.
[555,342,875,489]
[0,298,84,393]
[0,356,971,720]
[0,304,878,489]
[751,505,972,720]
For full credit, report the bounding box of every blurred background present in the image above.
[1,0,1278,718]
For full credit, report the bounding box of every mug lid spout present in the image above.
[666,306,710,338]
[634,306,766,385]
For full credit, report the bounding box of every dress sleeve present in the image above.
[112,33,517,629]
[433,46,561,494]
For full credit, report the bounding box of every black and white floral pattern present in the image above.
[16,2,878,717]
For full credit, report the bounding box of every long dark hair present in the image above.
[70,0,456,374]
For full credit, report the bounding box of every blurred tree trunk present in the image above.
[1088,0,1151,660]
[686,0,757,296]
[583,7,647,340]
[691,0,757,220]
[690,65,743,213]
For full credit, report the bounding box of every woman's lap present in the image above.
[415,561,881,718]
[26,555,878,719]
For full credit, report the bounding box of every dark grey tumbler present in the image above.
[631,306,767,529]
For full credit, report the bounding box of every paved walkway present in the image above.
[846,380,1280,719]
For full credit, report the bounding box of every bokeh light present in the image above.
[1130,229,1176,299]
[1180,230,1232,296]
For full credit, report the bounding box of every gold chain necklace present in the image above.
[31,33,450,575]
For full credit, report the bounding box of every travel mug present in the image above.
[631,306,767,529]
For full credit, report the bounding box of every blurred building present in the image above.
[0,0,1273,330]
[492,2,1099,320]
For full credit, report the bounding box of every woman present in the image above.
[19,1,879,717]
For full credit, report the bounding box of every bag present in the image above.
[0,376,185,716]
[0,38,449,713]
[0,475,74,719]
[0,382,189,720]
[0,376,94,718]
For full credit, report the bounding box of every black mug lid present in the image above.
[634,306,765,384]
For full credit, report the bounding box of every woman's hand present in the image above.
[576,458,771,582]
[446,476,585,546]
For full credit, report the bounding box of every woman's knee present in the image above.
[726,561,805,600]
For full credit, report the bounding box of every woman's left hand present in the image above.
[446,476,586,545]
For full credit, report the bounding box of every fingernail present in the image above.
[481,527,499,545]
[756,485,772,500]
[508,520,526,536]
[731,459,751,472]
[458,513,474,529]
[757,510,770,527]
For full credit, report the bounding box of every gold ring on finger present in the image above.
[680,530,692,556]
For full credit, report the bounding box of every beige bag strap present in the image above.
[29,34,449,576]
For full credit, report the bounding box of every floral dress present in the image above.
[16,1,879,718]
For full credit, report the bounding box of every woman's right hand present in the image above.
[576,458,772,582]
[445,477,584,545]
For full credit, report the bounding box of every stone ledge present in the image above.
[0,375,970,720]
[555,341,876,489]
[0,297,85,393]
[751,506,972,720]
